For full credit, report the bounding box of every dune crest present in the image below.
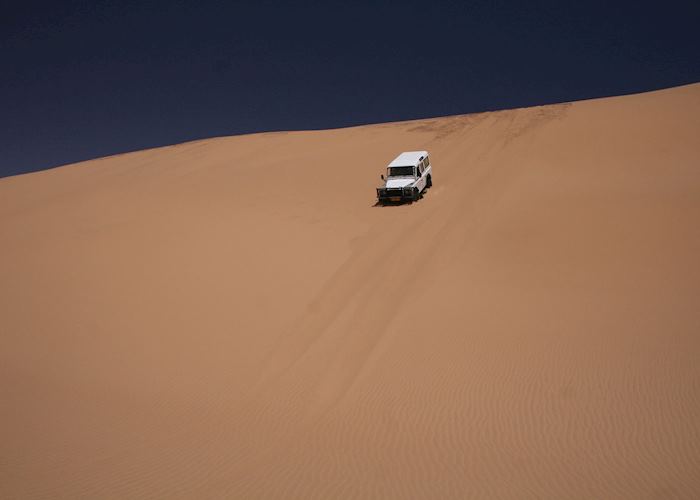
[2,83,700,498]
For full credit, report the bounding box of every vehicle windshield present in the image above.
[388,166,415,177]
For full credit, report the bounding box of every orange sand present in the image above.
[2,83,699,498]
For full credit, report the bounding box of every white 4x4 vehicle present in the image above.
[376,151,433,204]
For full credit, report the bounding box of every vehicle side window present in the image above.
[425,157,430,168]
[419,162,424,174]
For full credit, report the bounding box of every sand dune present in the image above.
[1,83,699,498]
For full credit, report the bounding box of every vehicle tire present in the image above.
[426,174,432,188]
[412,187,419,202]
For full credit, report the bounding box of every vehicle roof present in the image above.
[387,151,429,167]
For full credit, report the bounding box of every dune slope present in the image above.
[1,83,700,498]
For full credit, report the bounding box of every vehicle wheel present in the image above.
[412,187,419,202]
[426,175,432,188]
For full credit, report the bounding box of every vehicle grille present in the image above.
[383,189,404,198]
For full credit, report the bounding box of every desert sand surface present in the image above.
[2,83,700,499]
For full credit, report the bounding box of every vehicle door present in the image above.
[423,156,432,178]
[416,160,427,191]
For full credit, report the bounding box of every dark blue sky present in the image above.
[2,0,699,177]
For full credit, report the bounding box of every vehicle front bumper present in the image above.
[377,187,413,202]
